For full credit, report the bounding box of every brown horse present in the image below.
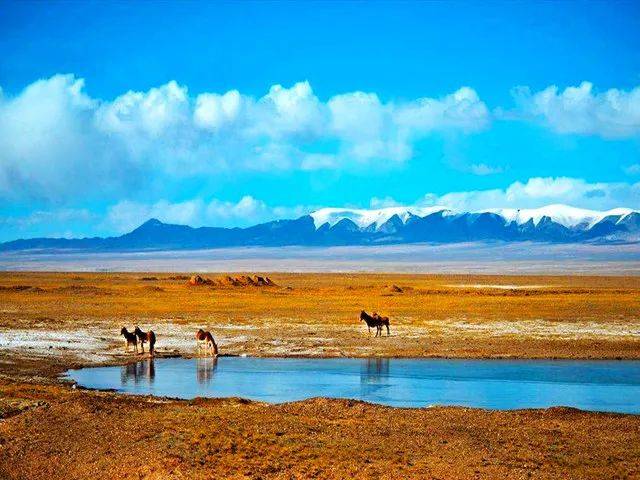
[196,329,218,356]
[134,326,156,355]
[360,310,390,337]
[120,327,138,353]
[372,312,391,336]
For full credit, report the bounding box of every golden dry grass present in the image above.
[1,272,639,359]
[1,272,640,479]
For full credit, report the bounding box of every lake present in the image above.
[65,357,640,413]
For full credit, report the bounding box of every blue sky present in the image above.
[1,1,640,240]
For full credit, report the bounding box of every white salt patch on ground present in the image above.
[439,320,640,339]
[0,328,109,351]
[0,328,112,362]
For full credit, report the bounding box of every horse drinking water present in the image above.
[196,329,218,356]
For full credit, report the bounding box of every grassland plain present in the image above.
[1,272,639,479]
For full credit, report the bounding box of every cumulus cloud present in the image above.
[420,177,640,211]
[511,82,640,138]
[0,74,137,201]
[0,75,490,201]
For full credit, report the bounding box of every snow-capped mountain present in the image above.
[2,204,639,252]
[311,204,638,232]
[310,206,453,229]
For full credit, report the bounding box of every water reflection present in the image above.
[196,357,218,385]
[360,358,389,383]
[120,359,155,385]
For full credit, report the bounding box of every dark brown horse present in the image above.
[120,327,138,353]
[372,312,391,336]
[360,310,391,337]
[134,326,156,355]
[196,328,218,356]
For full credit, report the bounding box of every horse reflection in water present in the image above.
[120,359,155,385]
[360,358,390,397]
[196,356,218,385]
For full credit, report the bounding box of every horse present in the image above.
[120,327,138,353]
[372,312,391,336]
[196,329,218,356]
[360,310,382,337]
[134,326,156,355]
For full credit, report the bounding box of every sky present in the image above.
[1,0,640,241]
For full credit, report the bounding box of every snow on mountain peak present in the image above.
[309,204,638,230]
[310,206,450,229]
[481,204,636,228]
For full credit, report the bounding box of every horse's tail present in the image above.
[148,331,156,355]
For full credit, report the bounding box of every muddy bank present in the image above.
[1,379,639,480]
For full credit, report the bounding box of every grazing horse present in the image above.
[120,327,138,353]
[134,326,156,355]
[372,312,391,336]
[196,329,218,356]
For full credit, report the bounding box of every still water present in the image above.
[65,357,640,413]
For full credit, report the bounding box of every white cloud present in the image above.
[193,90,242,131]
[420,177,640,211]
[0,74,135,201]
[512,81,640,137]
[395,87,489,133]
[0,75,490,201]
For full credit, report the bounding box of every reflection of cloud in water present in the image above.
[121,359,155,385]
[197,357,217,385]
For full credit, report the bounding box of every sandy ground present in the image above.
[1,272,639,479]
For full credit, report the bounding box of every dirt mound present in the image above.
[0,285,44,293]
[214,275,277,287]
[167,275,190,281]
[188,275,213,286]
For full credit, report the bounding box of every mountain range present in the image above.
[2,204,639,252]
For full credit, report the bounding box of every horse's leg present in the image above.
[386,323,390,336]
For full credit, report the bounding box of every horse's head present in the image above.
[120,327,128,335]
[134,326,142,335]
[360,310,367,320]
